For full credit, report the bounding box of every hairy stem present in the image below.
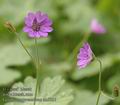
[34,38,41,105]
[15,32,34,62]
[95,57,102,105]
[13,31,41,105]
[93,54,115,104]
[97,59,102,92]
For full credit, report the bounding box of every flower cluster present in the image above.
[22,12,106,70]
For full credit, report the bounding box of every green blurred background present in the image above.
[0,0,120,105]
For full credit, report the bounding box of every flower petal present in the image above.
[41,18,52,26]
[25,12,35,26]
[77,60,89,68]
[35,11,47,23]
[77,43,93,69]
[40,26,53,32]
[23,26,31,32]
[91,19,106,34]
[28,30,37,38]
[39,31,48,37]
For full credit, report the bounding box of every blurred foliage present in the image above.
[70,90,109,105]
[0,43,30,86]
[5,76,73,105]
[0,0,120,105]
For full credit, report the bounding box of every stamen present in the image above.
[32,19,41,32]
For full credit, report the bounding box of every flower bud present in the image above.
[113,85,119,97]
[4,21,16,32]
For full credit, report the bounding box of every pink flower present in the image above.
[77,43,93,69]
[23,11,53,38]
[90,19,106,34]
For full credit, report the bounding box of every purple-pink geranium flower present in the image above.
[23,11,53,38]
[90,19,106,34]
[77,43,93,69]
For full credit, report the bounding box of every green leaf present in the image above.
[5,76,74,105]
[0,43,30,86]
[70,90,109,105]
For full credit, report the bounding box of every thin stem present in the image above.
[96,91,101,105]
[101,91,115,100]
[35,38,40,72]
[34,38,40,105]
[96,59,102,105]
[93,54,115,104]
[15,32,34,62]
[13,31,40,105]
[34,72,39,105]
[97,58,102,91]
[93,55,102,105]
[95,59,102,105]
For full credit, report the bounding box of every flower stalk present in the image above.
[15,32,35,62]
[93,54,116,105]
[92,53,102,105]
[34,38,41,105]
[95,58,102,105]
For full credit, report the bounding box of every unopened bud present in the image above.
[113,85,119,97]
[4,21,16,32]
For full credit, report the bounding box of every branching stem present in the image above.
[15,32,40,105]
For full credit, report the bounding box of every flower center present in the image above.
[32,19,41,32]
